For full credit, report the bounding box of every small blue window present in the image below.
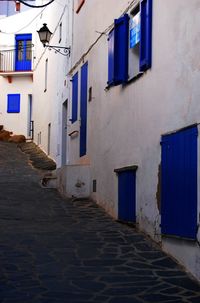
[71,72,78,123]
[7,94,20,113]
[108,0,152,85]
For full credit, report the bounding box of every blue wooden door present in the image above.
[161,126,198,239]
[80,62,88,157]
[15,34,32,71]
[118,170,136,222]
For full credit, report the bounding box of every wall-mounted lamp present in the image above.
[37,23,71,57]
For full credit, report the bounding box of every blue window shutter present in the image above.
[80,62,88,157]
[140,0,152,71]
[107,14,129,86]
[161,126,198,239]
[114,14,129,84]
[107,29,115,86]
[118,170,136,222]
[71,72,78,123]
[7,94,20,113]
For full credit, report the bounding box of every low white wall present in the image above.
[57,164,91,198]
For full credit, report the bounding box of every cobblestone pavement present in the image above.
[0,142,200,303]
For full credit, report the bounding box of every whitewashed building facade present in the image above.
[1,0,200,282]
[61,0,200,281]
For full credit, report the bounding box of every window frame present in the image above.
[107,0,152,87]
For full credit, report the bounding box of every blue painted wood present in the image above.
[107,29,115,86]
[80,62,88,157]
[118,170,136,222]
[161,126,198,239]
[114,14,129,84]
[7,94,20,113]
[107,14,129,86]
[139,0,152,71]
[71,72,78,124]
[15,34,32,71]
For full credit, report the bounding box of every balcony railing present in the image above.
[0,45,34,73]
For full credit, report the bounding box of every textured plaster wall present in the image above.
[32,0,72,164]
[69,0,200,280]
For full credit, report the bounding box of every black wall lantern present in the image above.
[37,23,71,57]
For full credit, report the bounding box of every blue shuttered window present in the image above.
[108,29,115,86]
[71,72,78,124]
[108,14,129,86]
[161,126,198,239]
[7,94,20,113]
[108,0,152,86]
[140,0,152,71]
[80,62,88,157]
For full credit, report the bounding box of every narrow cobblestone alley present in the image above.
[0,142,200,303]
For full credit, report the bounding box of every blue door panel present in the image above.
[161,126,198,239]
[80,62,88,157]
[15,34,32,71]
[118,170,136,222]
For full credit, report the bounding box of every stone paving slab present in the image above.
[0,141,200,303]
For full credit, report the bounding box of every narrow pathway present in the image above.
[0,142,200,303]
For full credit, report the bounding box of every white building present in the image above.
[0,0,72,146]
[32,0,72,160]
[59,0,200,281]
[1,0,200,283]
[0,9,37,137]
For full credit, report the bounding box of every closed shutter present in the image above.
[139,0,152,71]
[7,94,20,113]
[80,62,88,157]
[161,126,198,239]
[107,29,115,86]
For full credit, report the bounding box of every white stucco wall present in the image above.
[32,0,72,163]
[67,0,200,281]
[0,76,33,135]
[0,10,39,135]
